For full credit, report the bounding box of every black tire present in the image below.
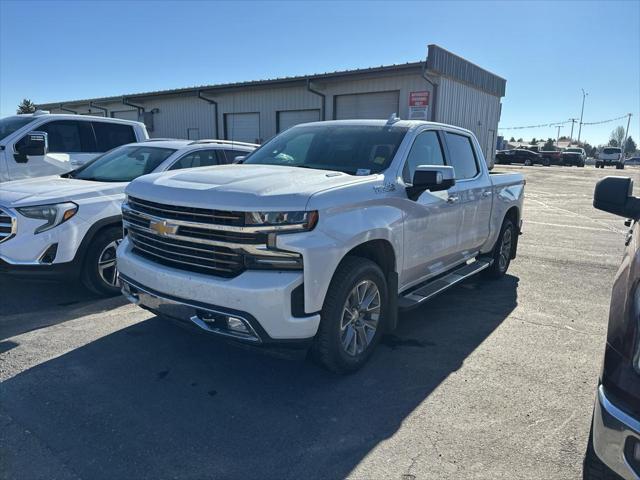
[524,159,532,166]
[543,158,551,167]
[312,257,388,374]
[81,226,122,296]
[484,217,516,279]
[583,420,622,479]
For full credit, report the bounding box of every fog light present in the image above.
[39,243,58,264]
[227,316,249,333]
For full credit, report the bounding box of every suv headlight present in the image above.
[16,202,78,234]
[245,210,318,232]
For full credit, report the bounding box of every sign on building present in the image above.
[408,91,430,120]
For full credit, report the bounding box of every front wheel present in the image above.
[312,257,387,374]
[81,226,123,296]
[484,217,515,279]
[524,159,532,166]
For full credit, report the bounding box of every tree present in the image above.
[610,126,625,149]
[517,138,523,142]
[16,98,36,114]
[531,137,538,144]
[624,136,637,154]
[543,138,555,150]
[509,137,515,142]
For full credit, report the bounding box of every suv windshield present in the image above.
[71,145,176,182]
[603,147,621,154]
[0,116,37,142]
[244,124,409,175]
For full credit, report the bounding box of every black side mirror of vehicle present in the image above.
[233,156,246,164]
[14,131,48,162]
[593,176,640,220]
[407,165,456,201]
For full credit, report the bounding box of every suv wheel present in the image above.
[484,217,515,279]
[81,226,122,296]
[312,257,387,374]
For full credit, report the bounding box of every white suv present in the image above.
[596,147,624,169]
[0,111,149,181]
[0,139,256,295]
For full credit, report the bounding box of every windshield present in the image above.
[603,147,621,154]
[566,149,582,153]
[244,124,409,175]
[0,116,37,142]
[72,145,176,182]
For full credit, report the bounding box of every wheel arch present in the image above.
[73,215,122,267]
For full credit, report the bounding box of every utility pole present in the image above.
[556,125,564,147]
[577,89,588,143]
[569,118,578,142]
[622,113,633,156]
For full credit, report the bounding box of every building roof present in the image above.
[37,44,507,109]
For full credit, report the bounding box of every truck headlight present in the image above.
[245,210,318,232]
[16,202,78,234]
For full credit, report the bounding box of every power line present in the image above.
[499,113,633,131]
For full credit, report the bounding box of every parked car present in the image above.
[625,156,640,166]
[0,139,257,295]
[117,119,525,373]
[562,147,586,167]
[540,149,564,165]
[585,176,640,479]
[596,147,625,169]
[0,111,149,182]
[496,148,547,166]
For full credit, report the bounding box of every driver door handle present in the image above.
[446,195,460,204]
[481,190,491,198]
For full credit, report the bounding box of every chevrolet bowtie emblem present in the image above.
[149,219,178,236]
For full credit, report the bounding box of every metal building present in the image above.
[38,45,506,164]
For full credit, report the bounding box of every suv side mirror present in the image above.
[594,176,640,220]
[233,156,246,164]
[14,131,48,162]
[407,165,455,201]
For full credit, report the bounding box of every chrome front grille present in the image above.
[127,196,245,226]
[0,208,16,244]
[123,197,265,278]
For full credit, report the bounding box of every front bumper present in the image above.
[117,237,320,342]
[592,385,640,479]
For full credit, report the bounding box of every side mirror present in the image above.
[15,131,48,162]
[233,155,246,164]
[593,176,640,220]
[407,165,455,201]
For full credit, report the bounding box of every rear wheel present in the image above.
[484,217,515,279]
[312,257,387,374]
[524,159,532,166]
[81,226,122,296]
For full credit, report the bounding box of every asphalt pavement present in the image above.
[1,164,638,480]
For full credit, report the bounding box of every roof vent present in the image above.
[33,110,50,116]
[386,113,400,125]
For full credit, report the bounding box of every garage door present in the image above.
[225,113,260,143]
[277,109,320,132]
[111,110,139,122]
[334,91,399,120]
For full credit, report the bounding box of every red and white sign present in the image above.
[409,91,430,107]
[408,91,430,120]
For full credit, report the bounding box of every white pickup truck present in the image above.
[117,119,525,373]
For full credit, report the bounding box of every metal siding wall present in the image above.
[435,76,501,166]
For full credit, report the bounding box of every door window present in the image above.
[92,122,136,152]
[36,120,96,153]
[223,149,250,163]
[402,130,445,183]
[169,149,221,170]
[444,132,479,179]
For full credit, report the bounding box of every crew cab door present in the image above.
[400,128,463,288]
[8,120,96,180]
[442,130,492,253]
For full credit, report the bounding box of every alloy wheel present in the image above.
[340,280,381,356]
[98,239,121,288]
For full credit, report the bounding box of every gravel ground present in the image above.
[1,164,638,480]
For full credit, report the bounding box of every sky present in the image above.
[0,0,638,147]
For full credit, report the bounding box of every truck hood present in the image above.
[126,164,374,211]
[0,176,126,207]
